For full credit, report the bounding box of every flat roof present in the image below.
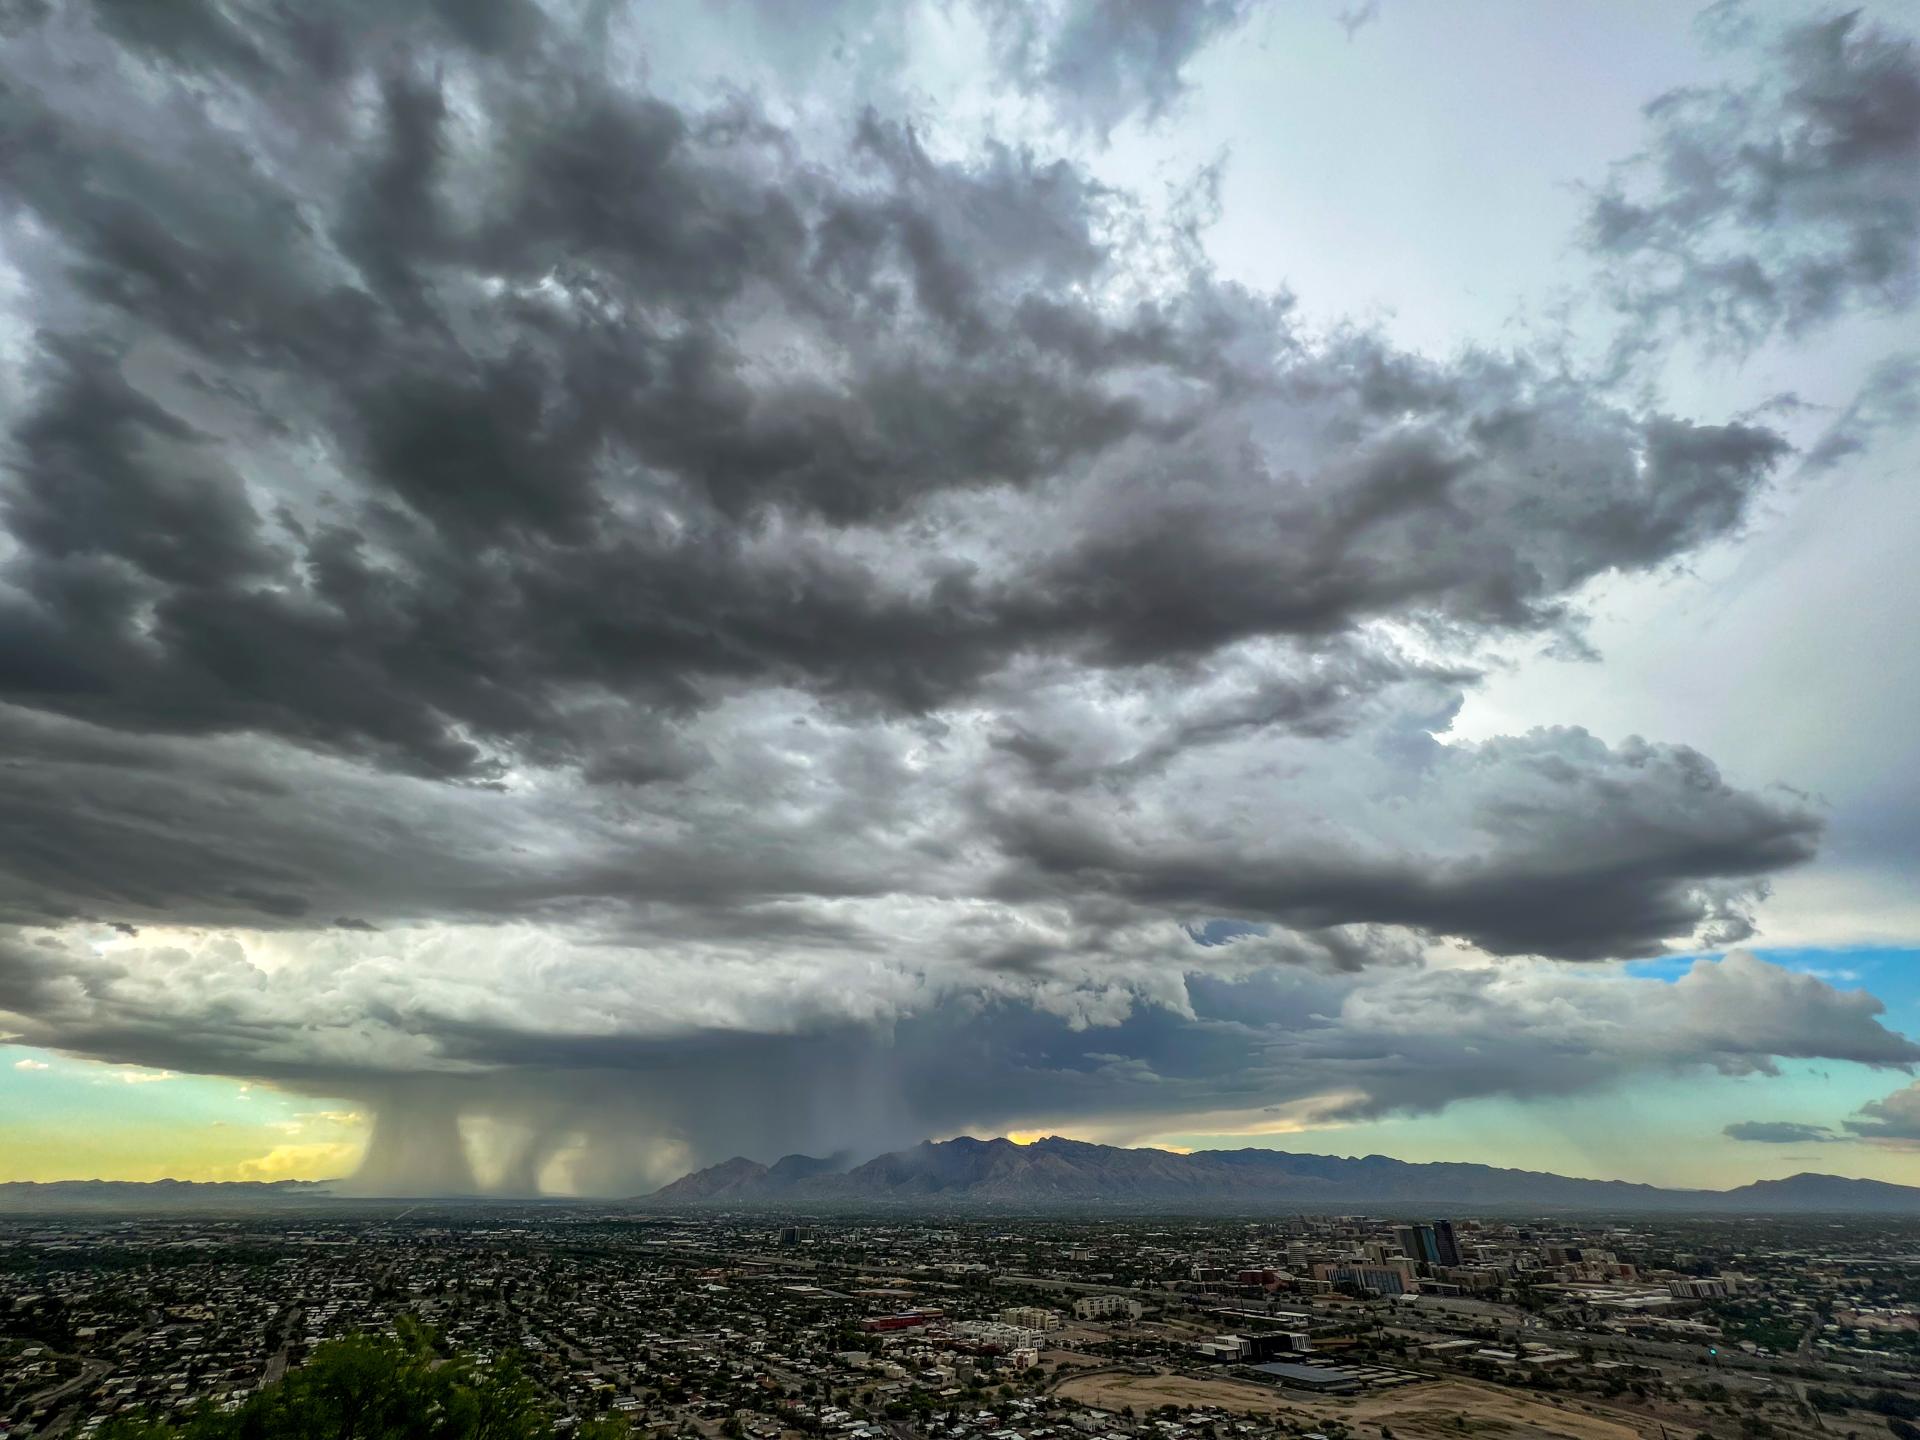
[1245,1362,1361,1389]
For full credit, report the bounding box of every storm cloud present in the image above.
[0,0,1906,1192]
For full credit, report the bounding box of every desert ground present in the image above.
[1055,1373,1662,1440]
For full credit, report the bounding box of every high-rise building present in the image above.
[1313,1260,1416,1297]
[1432,1220,1462,1268]
[1394,1224,1441,1267]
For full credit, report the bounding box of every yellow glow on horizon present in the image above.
[0,1122,367,1183]
[0,1054,370,1183]
[987,1094,1366,1154]
[1002,1129,1189,1153]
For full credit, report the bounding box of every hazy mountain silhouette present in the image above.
[640,1136,1920,1213]
[10,1144,1914,1212]
[0,1178,338,1210]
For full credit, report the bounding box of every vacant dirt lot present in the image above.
[1056,1373,1659,1440]
[1056,1372,1294,1415]
[1340,1382,1654,1440]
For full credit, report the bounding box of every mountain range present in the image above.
[639,1135,1920,1213]
[0,1178,339,1210]
[8,1141,1915,1212]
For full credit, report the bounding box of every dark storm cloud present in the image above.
[994,647,1479,791]
[0,0,1812,946]
[0,0,1880,1189]
[0,679,1821,967]
[7,341,276,587]
[1586,9,1920,352]
[986,728,1819,960]
[1723,1119,1837,1143]
[0,702,964,935]
[0,3,1792,783]
[1010,392,1787,660]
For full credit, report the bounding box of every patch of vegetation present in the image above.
[100,1319,609,1440]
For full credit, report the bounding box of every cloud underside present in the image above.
[0,0,1907,1186]
[6,927,1914,1194]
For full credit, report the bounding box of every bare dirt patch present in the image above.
[1339,1382,1655,1440]
[1056,1372,1294,1415]
[1056,1373,1662,1440]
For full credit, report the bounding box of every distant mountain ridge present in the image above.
[0,1179,339,1209]
[639,1136,1920,1213]
[9,1146,1915,1212]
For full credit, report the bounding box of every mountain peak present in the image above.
[766,1151,852,1182]
[645,1156,769,1204]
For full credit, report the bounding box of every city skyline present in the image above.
[2,0,1919,1195]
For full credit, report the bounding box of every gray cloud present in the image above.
[1802,349,1920,471]
[1336,2,1381,42]
[1843,1080,1920,1145]
[1723,1119,1838,1143]
[981,0,1258,140]
[985,726,1818,961]
[1586,9,1920,353]
[0,4,1794,786]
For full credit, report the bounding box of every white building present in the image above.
[998,1306,1062,1331]
[952,1320,1049,1350]
[1073,1295,1143,1321]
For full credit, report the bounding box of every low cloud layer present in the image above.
[0,1,1910,1192]
[5,918,1914,1193]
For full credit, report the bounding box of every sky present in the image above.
[0,0,1917,1196]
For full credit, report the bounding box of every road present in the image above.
[1791,1320,1827,1433]
[1389,1298,1918,1392]
[20,1350,114,1440]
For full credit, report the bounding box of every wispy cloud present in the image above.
[103,1069,175,1086]
[1723,1120,1839,1144]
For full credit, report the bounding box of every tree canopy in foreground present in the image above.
[102,1320,625,1440]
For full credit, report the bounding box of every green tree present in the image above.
[103,1321,547,1440]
